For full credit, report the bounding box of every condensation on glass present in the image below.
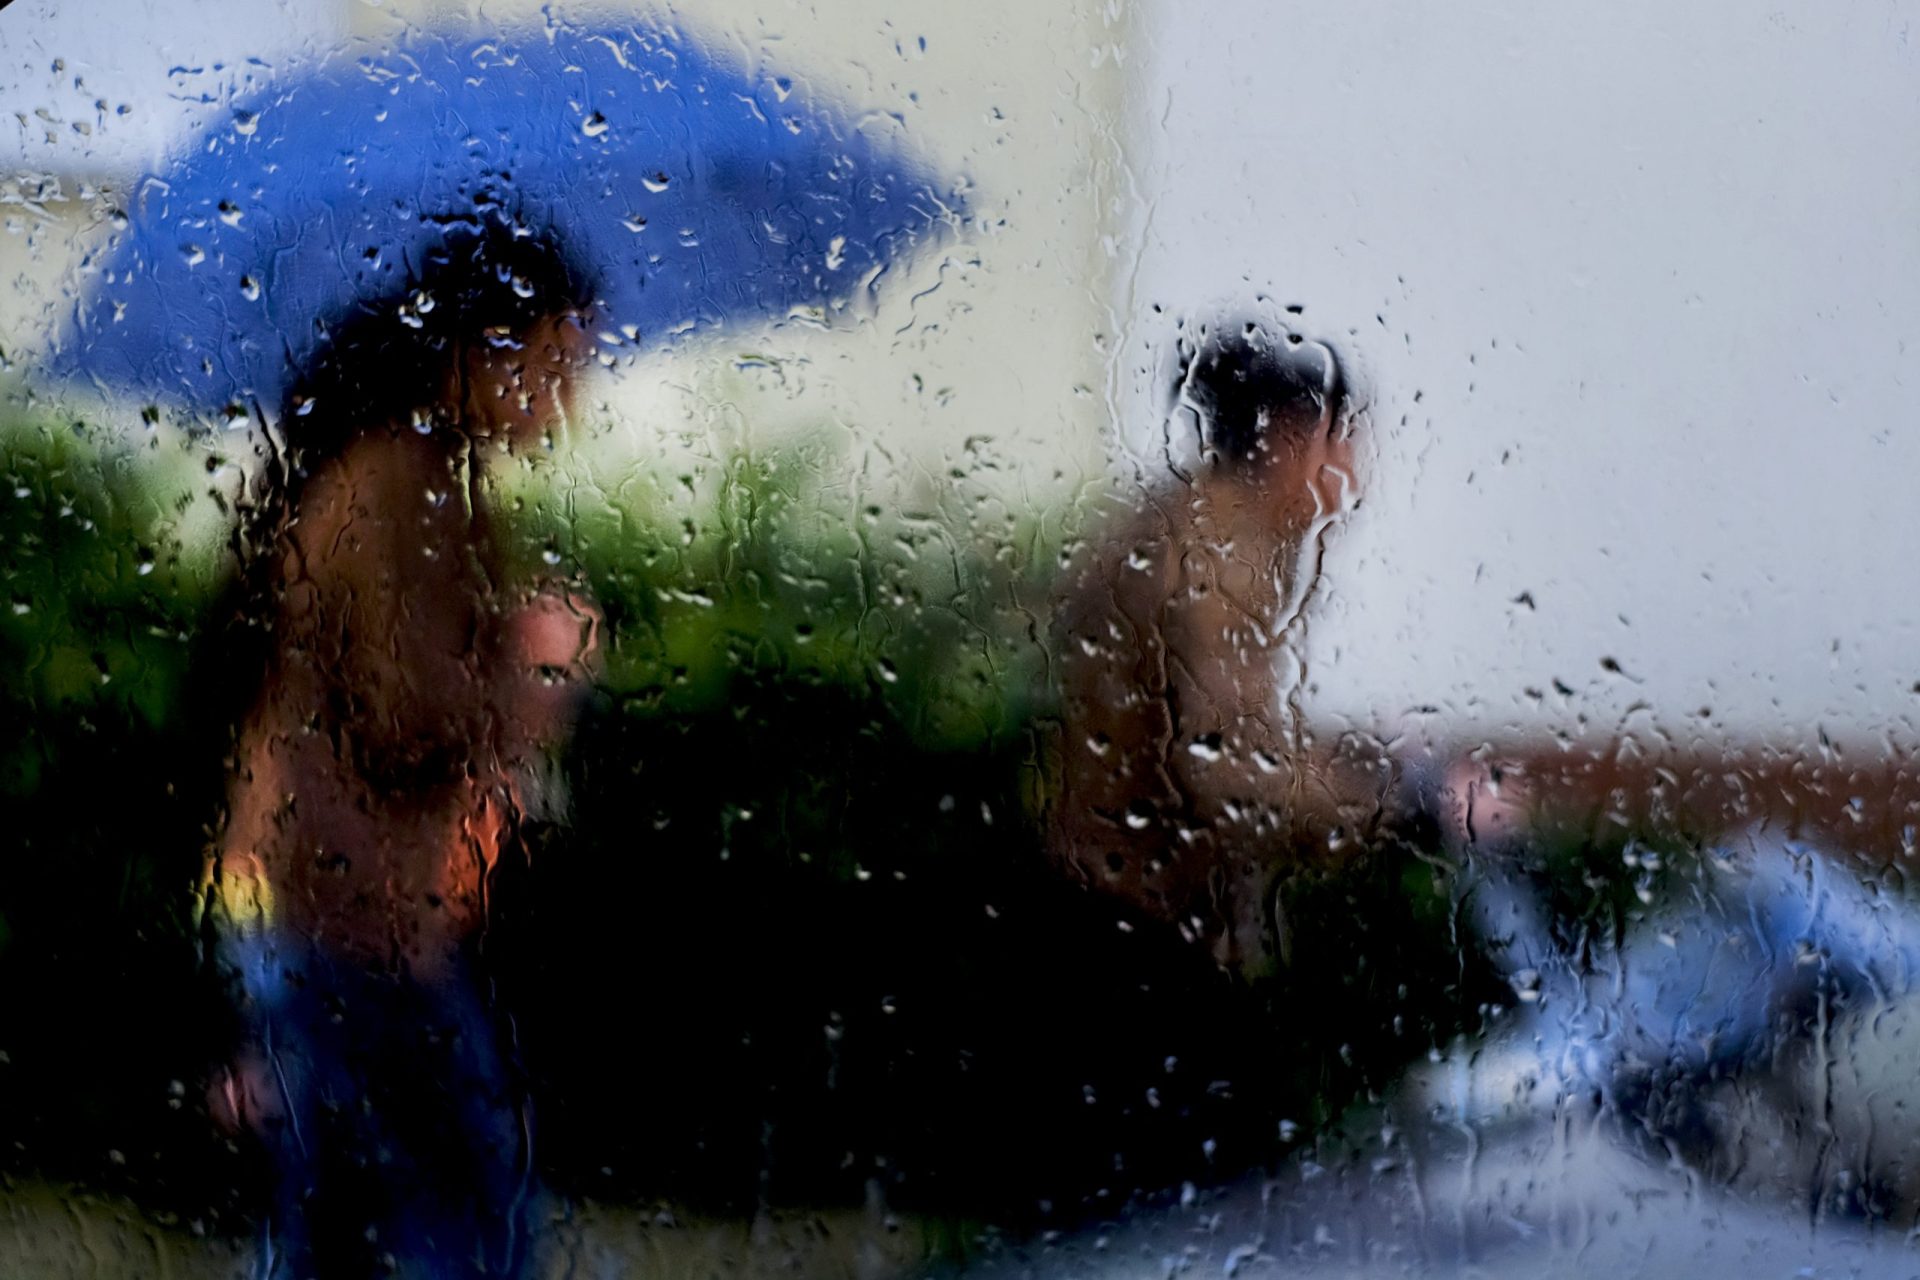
[0,0,1914,1275]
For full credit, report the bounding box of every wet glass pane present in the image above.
[1,0,1916,1275]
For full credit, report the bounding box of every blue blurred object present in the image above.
[56,19,958,415]
[1467,830,1920,1093]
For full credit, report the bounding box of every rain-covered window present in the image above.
[2,0,1916,1276]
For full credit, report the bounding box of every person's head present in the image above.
[1170,319,1356,563]
[284,225,598,464]
[237,227,601,787]
[1175,320,1345,475]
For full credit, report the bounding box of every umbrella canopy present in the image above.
[55,19,959,416]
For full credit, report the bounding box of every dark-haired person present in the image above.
[200,230,602,1279]
[1049,323,1359,978]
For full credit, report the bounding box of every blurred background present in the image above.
[5,0,1920,1276]
[12,1,1920,748]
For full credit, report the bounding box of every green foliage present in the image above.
[0,394,1084,1214]
[0,411,223,776]
[0,404,241,1215]
[496,424,1060,752]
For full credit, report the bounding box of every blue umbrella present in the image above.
[55,19,959,414]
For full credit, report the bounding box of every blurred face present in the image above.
[1259,399,1355,533]
[456,311,596,447]
[1185,336,1355,536]
[451,311,605,743]
[1200,385,1356,558]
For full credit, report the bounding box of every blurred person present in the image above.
[1044,310,1920,1220]
[1049,318,1362,978]
[198,226,602,1279]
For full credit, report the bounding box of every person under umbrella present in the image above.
[55,19,954,1278]
[200,225,600,1278]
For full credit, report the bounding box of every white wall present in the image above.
[0,0,347,173]
[1123,0,1920,752]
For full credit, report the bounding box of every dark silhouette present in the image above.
[1049,319,1362,977]
[201,227,601,1278]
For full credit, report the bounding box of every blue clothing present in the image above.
[228,935,533,1279]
